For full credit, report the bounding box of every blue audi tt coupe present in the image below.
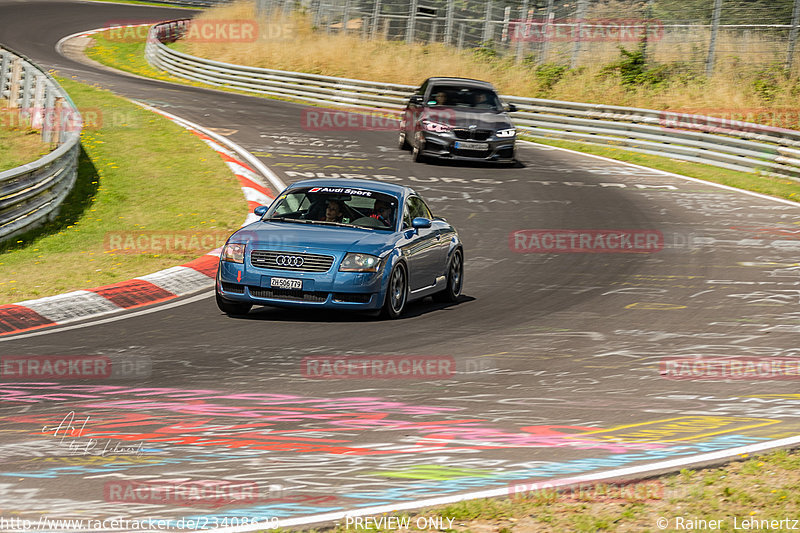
[215,179,463,319]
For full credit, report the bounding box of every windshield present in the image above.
[264,186,399,230]
[427,85,502,111]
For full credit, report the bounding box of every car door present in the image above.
[401,196,441,291]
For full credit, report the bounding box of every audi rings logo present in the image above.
[275,255,305,267]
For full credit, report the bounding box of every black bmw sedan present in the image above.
[398,77,517,164]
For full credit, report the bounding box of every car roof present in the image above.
[286,178,413,200]
[424,77,496,89]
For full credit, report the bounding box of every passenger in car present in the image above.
[323,199,345,222]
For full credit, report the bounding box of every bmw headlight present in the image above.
[422,119,452,134]
[339,253,381,272]
[221,243,246,263]
[496,128,516,138]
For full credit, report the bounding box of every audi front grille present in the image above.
[250,250,335,272]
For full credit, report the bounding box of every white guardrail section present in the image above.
[146,19,800,182]
[0,45,82,242]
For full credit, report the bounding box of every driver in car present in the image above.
[370,200,393,226]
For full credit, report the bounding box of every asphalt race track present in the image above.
[1,1,800,530]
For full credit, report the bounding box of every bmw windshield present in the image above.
[427,85,503,111]
[263,187,399,230]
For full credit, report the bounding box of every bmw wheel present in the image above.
[433,248,463,303]
[381,263,408,319]
[216,290,252,315]
[398,130,410,150]
[411,135,426,163]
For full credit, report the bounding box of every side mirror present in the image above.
[253,205,268,217]
[507,103,518,113]
[409,95,423,105]
[412,217,432,229]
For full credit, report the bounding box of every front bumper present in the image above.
[418,131,515,162]
[216,259,386,310]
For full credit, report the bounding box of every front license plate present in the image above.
[270,277,302,290]
[455,141,489,151]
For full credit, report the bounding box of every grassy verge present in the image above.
[525,137,800,203]
[0,106,51,172]
[183,2,800,114]
[289,448,800,533]
[0,78,244,304]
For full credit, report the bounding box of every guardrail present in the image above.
[0,45,82,242]
[145,19,800,181]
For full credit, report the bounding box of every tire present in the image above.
[381,263,408,319]
[398,130,410,151]
[412,142,427,163]
[433,248,463,303]
[216,291,252,315]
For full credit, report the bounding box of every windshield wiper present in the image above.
[263,217,314,224]
[309,221,367,229]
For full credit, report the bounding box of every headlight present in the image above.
[496,128,516,138]
[422,119,452,133]
[221,243,246,263]
[339,253,381,272]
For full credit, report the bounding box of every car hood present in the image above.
[425,108,514,129]
[230,221,397,254]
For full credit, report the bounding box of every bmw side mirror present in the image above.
[409,95,423,105]
[412,217,432,230]
[507,103,518,113]
[254,205,268,217]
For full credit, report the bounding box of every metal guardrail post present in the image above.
[787,0,800,72]
[8,57,22,107]
[515,0,529,63]
[405,0,418,44]
[570,0,588,69]
[370,0,382,40]
[706,0,724,77]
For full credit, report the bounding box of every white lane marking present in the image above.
[518,140,800,208]
[0,291,213,343]
[210,433,800,532]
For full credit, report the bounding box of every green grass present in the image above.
[0,77,245,304]
[0,106,51,172]
[283,448,800,533]
[525,137,800,203]
[85,30,303,104]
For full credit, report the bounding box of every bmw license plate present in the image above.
[270,277,302,290]
[455,141,489,151]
